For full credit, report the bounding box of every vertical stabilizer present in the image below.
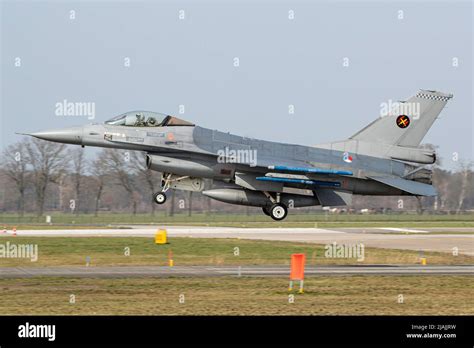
[350,90,453,147]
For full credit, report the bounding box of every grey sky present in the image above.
[1,0,472,169]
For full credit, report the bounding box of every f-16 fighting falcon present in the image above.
[21,90,452,220]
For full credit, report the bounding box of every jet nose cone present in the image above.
[29,126,83,145]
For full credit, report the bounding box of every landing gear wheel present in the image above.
[269,203,288,221]
[262,207,270,216]
[153,192,167,205]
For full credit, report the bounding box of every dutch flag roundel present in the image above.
[343,152,353,163]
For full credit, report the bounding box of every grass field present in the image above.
[1,212,473,228]
[1,237,471,315]
[0,275,471,315]
[0,236,471,266]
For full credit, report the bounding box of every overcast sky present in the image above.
[1,0,472,169]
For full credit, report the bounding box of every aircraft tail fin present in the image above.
[350,90,453,147]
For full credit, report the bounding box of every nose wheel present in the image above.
[153,192,167,205]
[269,203,287,221]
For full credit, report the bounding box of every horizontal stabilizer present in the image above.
[368,176,437,196]
[313,189,352,206]
[268,165,353,176]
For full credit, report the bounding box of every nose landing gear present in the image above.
[152,173,172,205]
[153,192,167,204]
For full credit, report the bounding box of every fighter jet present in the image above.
[22,90,452,220]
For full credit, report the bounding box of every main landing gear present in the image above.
[268,203,288,221]
[262,192,288,221]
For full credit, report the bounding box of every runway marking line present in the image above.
[379,228,428,233]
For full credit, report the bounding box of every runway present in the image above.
[0,265,472,278]
[5,226,474,255]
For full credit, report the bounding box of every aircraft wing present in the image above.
[367,175,437,196]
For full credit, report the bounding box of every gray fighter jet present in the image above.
[22,90,452,220]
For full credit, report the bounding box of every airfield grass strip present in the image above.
[0,275,471,315]
[0,237,471,267]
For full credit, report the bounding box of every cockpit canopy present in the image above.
[105,111,194,127]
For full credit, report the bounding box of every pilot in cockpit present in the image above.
[105,111,194,127]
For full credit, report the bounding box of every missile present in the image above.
[202,188,319,207]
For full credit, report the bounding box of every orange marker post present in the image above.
[12,227,17,236]
[168,249,174,267]
[289,253,306,293]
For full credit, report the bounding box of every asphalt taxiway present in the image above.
[4,226,473,255]
[0,265,472,278]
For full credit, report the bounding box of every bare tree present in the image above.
[204,178,212,215]
[90,151,110,216]
[415,196,424,215]
[432,168,449,211]
[70,148,87,214]
[456,161,473,214]
[169,190,175,217]
[130,151,161,215]
[25,138,69,216]
[188,191,193,216]
[102,149,138,215]
[2,140,30,216]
